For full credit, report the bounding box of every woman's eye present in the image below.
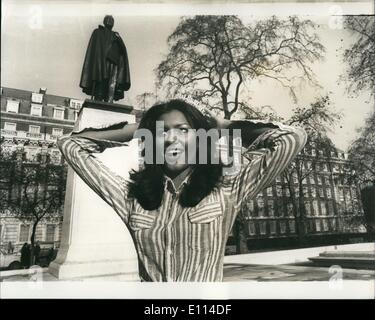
[180,128,189,133]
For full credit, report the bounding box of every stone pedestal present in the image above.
[309,250,375,270]
[49,100,140,280]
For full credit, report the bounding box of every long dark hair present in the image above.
[127,99,224,210]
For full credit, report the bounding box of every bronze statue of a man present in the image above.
[80,15,131,103]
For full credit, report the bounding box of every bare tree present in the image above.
[347,110,375,186]
[136,92,157,111]
[233,96,341,251]
[347,110,375,234]
[281,96,341,243]
[341,15,375,98]
[157,15,325,119]
[0,148,66,264]
[281,134,337,244]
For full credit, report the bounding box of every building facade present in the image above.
[237,141,366,250]
[0,87,83,251]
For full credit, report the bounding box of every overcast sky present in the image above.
[2,1,374,151]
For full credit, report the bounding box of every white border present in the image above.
[2,1,374,17]
[1,0,374,300]
[1,281,374,299]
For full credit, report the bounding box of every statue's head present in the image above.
[103,15,114,30]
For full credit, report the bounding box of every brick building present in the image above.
[0,87,83,251]
[236,142,366,250]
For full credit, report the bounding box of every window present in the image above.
[70,99,83,110]
[280,221,286,234]
[247,200,254,212]
[323,163,328,172]
[303,186,308,196]
[320,201,327,215]
[345,188,352,201]
[351,188,358,200]
[315,220,321,232]
[53,107,64,119]
[292,173,298,184]
[307,161,312,170]
[31,92,43,103]
[331,218,337,231]
[29,125,40,134]
[259,221,267,235]
[294,186,299,198]
[52,128,63,137]
[326,188,332,199]
[339,188,345,201]
[308,220,315,232]
[248,222,256,236]
[328,201,334,215]
[317,176,322,185]
[25,147,39,162]
[6,100,19,113]
[46,224,56,242]
[285,188,290,197]
[270,221,276,235]
[311,149,316,156]
[35,225,43,241]
[287,203,294,217]
[19,224,30,242]
[311,187,316,198]
[4,122,16,131]
[302,178,307,185]
[324,176,331,185]
[50,150,62,165]
[30,103,43,116]
[322,219,329,231]
[267,200,274,217]
[276,175,282,183]
[313,200,319,216]
[319,188,324,198]
[276,185,283,197]
[305,202,311,215]
[309,176,315,185]
[289,220,296,233]
[267,187,273,197]
[257,198,264,217]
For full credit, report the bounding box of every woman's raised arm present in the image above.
[56,121,140,226]
[71,121,139,142]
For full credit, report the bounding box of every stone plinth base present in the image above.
[49,100,140,281]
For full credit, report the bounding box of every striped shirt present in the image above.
[58,121,307,282]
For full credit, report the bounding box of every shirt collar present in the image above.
[163,168,194,194]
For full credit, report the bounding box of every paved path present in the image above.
[2,243,374,282]
[223,263,375,281]
[1,263,374,282]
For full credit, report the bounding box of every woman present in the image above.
[58,99,307,281]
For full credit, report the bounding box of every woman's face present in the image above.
[156,110,197,175]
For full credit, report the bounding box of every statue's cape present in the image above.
[79,25,131,100]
